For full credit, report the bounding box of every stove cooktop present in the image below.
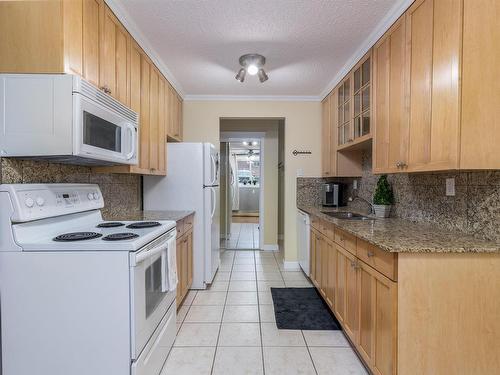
[53,232,103,242]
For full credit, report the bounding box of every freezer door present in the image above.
[204,186,220,284]
[203,143,220,186]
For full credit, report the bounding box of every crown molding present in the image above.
[183,95,321,102]
[104,0,185,98]
[319,0,414,99]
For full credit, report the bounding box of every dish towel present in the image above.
[162,234,178,292]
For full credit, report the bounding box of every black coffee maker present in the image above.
[321,183,346,207]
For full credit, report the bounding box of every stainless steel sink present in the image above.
[321,211,374,221]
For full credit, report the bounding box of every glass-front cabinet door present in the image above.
[353,56,371,139]
[337,78,352,146]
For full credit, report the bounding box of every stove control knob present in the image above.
[93,192,99,200]
[87,193,94,200]
[36,197,45,206]
[25,197,34,208]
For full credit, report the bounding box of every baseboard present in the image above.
[261,244,279,251]
[283,261,301,271]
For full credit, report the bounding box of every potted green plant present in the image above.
[373,175,394,218]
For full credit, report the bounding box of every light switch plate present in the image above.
[353,179,358,190]
[296,168,304,177]
[446,178,455,196]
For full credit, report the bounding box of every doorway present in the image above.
[220,137,262,250]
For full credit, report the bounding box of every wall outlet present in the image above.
[446,178,455,196]
[296,168,304,177]
[353,179,358,190]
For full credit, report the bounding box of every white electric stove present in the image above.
[0,184,178,375]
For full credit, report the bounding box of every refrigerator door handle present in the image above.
[210,187,216,218]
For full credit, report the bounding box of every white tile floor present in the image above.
[161,249,368,375]
[224,223,260,249]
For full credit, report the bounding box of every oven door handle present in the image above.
[135,243,167,264]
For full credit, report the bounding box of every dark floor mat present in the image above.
[270,287,341,330]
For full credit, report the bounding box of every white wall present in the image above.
[183,101,321,263]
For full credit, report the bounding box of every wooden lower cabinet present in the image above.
[311,223,397,375]
[310,219,500,375]
[176,222,193,308]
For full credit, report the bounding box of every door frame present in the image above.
[220,131,265,250]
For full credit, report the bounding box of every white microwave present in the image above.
[0,74,138,166]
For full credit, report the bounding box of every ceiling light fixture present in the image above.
[236,54,268,83]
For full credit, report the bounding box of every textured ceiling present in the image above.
[114,0,399,97]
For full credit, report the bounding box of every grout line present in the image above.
[209,248,233,375]
[301,330,319,375]
[253,250,266,375]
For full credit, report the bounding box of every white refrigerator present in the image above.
[144,143,220,289]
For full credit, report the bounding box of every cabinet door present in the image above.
[100,5,129,105]
[373,15,408,173]
[157,77,167,174]
[139,55,151,170]
[82,0,102,86]
[343,248,359,342]
[320,235,328,298]
[325,239,336,307]
[187,230,193,287]
[149,67,160,173]
[328,90,338,176]
[310,229,317,285]
[460,0,500,169]
[358,261,397,375]
[314,232,322,289]
[182,236,189,297]
[358,262,376,366]
[321,96,332,176]
[406,0,461,172]
[176,238,183,306]
[62,0,83,76]
[334,244,347,323]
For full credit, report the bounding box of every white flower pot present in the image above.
[373,204,391,218]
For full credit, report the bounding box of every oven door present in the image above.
[72,92,138,165]
[130,230,177,360]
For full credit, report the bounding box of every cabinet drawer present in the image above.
[357,239,397,281]
[176,218,185,237]
[335,229,356,255]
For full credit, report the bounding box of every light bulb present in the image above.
[242,141,249,146]
[247,64,258,75]
[251,141,258,146]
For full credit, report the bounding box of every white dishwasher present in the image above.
[296,209,311,276]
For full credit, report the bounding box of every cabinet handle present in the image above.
[100,86,111,94]
[347,138,353,142]
[367,251,374,257]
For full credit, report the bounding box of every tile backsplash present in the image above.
[297,151,500,243]
[0,158,142,217]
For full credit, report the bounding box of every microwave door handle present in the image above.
[125,124,136,160]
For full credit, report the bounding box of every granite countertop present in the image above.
[104,210,194,222]
[298,205,500,253]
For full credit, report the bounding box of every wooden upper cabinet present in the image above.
[321,96,332,176]
[0,1,67,73]
[405,0,462,172]
[62,0,84,77]
[352,54,371,141]
[158,77,167,174]
[82,0,103,87]
[460,0,500,169]
[149,67,160,172]
[373,15,408,174]
[100,5,130,106]
[167,86,183,141]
